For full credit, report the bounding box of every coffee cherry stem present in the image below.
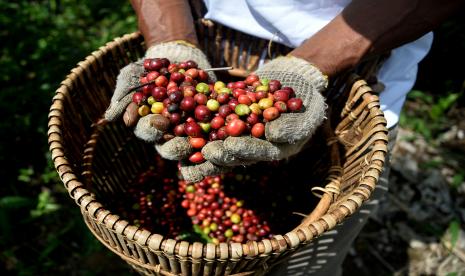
[203,66,233,72]
[128,79,156,93]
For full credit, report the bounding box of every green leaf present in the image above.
[0,196,34,209]
[408,90,433,104]
[18,167,34,183]
[448,220,460,249]
[451,173,464,189]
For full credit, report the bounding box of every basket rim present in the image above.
[48,31,389,268]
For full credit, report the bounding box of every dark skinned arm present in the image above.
[130,0,198,47]
[291,0,465,77]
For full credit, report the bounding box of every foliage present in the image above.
[0,0,136,274]
[400,89,461,140]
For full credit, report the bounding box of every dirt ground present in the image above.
[343,126,465,275]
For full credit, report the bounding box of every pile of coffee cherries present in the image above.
[131,57,304,164]
[178,175,272,244]
[114,163,273,243]
[115,156,191,236]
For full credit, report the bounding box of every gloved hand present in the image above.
[104,41,227,179]
[180,56,328,182]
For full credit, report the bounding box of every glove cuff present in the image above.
[146,41,216,81]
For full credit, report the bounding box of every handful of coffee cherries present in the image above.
[128,57,304,164]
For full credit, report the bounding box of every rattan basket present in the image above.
[48,21,388,276]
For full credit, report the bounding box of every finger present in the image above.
[105,92,135,121]
[112,62,144,102]
[180,161,230,183]
[223,136,282,161]
[134,114,163,143]
[155,137,192,160]
[122,102,139,127]
[200,140,239,166]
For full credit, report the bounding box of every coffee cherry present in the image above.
[258,98,273,110]
[163,98,171,107]
[249,103,262,115]
[198,70,209,81]
[182,86,196,97]
[225,113,240,124]
[151,102,164,114]
[245,74,259,85]
[281,86,295,98]
[170,71,185,83]
[217,127,228,140]
[184,121,203,137]
[167,104,179,113]
[287,98,303,112]
[179,96,196,112]
[235,104,251,116]
[143,58,152,70]
[189,152,205,163]
[195,82,209,94]
[185,60,198,69]
[263,107,280,121]
[218,105,233,118]
[251,123,265,138]
[194,93,208,105]
[159,67,169,77]
[186,68,199,79]
[209,131,219,141]
[146,71,160,83]
[132,92,146,105]
[217,93,230,104]
[138,105,150,117]
[232,88,246,99]
[159,58,170,67]
[189,137,206,149]
[194,105,211,122]
[228,99,239,111]
[274,90,290,102]
[238,94,252,105]
[268,80,281,92]
[255,85,269,92]
[174,124,186,136]
[149,58,163,71]
[210,116,225,129]
[168,90,183,103]
[214,81,225,92]
[274,101,287,113]
[199,122,211,133]
[169,112,181,125]
[255,91,268,101]
[152,87,167,101]
[226,119,246,137]
[218,87,232,95]
[246,113,259,125]
[206,99,220,112]
[155,75,168,87]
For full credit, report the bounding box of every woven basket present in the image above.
[48,22,388,275]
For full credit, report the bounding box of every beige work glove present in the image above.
[179,56,328,182]
[104,41,227,180]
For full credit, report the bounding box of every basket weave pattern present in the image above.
[48,29,388,275]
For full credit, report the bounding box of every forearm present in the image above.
[291,0,464,77]
[130,0,198,47]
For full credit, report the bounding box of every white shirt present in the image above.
[203,0,433,128]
